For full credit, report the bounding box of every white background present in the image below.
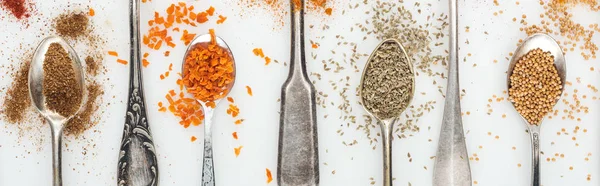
[0,0,598,186]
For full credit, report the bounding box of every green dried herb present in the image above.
[361,41,413,120]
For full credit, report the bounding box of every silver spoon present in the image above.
[28,36,85,186]
[359,39,415,186]
[433,0,472,185]
[507,33,566,186]
[182,33,236,186]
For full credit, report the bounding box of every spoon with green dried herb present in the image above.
[359,39,415,186]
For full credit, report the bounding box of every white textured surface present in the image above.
[0,0,598,186]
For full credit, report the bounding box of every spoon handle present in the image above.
[51,123,63,186]
[530,131,541,186]
[433,0,472,185]
[277,0,319,185]
[202,108,215,186]
[117,0,159,185]
[381,120,395,186]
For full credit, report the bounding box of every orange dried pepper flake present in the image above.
[266,168,273,183]
[191,136,197,142]
[252,48,264,57]
[246,86,253,96]
[234,119,244,125]
[181,30,196,46]
[265,56,271,65]
[325,8,332,15]
[182,29,234,105]
[196,12,209,23]
[142,59,150,67]
[227,104,240,117]
[164,51,170,57]
[206,6,215,16]
[117,59,128,65]
[232,132,238,140]
[227,97,234,103]
[163,89,205,128]
[108,51,119,56]
[234,146,243,157]
[216,15,227,24]
[88,8,95,17]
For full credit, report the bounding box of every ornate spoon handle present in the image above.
[117,0,159,185]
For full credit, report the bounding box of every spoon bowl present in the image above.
[28,35,85,186]
[507,33,567,120]
[29,36,85,123]
[359,38,415,186]
[506,33,566,186]
[181,33,236,186]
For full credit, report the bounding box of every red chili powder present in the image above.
[1,0,30,19]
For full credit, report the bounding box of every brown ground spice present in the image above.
[55,12,89,39]
[43,43,83,117]
[3,60,31,123]
[65,81,103,135]
[85,55,100,76]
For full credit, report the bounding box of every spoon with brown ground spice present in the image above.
[507,33,566,186]
[29,36,85,186]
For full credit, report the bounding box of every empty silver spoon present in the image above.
[181,33,236,186]
[359,39,415,186]
[29,36,85,186]
[507,33,566,186]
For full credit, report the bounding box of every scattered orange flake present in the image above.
[117,59,128,65]
[252,48,265,57]
[234,119,244,125]
[143,52,149,58]
[142,59,150,67]
[164,51,170,56]
[164,88,205,128]
[246,86,253,96]
[325,8,332,15]
[206,6,215,16]
[232,132,238,140]
[234,146,243,157]
[227,104,240,117]
[191,136,197,142]
[196,12,209,23]
[160,74,165,80]
[312,43,318,49]
[216,15,227,24]
[227,97,234,103]
[181,30,196,46]
[108,51,119,57]
[265,57,271,65]
[88,8,95,17]
[266,168,273,183]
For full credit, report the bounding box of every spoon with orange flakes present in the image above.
[181,29,236,186]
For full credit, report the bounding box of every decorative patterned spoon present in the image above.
[117,0,159,185]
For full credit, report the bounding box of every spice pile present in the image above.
[361,41,413,120]
[504,0,599,60]
[2,10,106,136]
[235,0,335,29]
[54,13,88,39]
[1,0,33,20]
[182,29,235,107]
[43,43,83,117]
[508,48,562,125]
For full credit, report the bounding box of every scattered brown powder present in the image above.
[43,43,83,117]
[2,60,31,123]
[54,12,89,39]
[85,55,100,76]
[65,81,103,135]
